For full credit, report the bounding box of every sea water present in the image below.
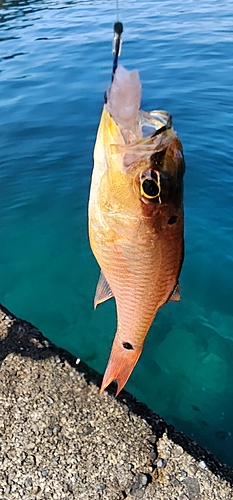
[1,0,233,466]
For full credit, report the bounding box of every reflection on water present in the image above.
[0,0,233,467]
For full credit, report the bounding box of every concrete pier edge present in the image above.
[0,304,232,499]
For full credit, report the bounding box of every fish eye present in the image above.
[141,178,160,198]
[140,170,161,200]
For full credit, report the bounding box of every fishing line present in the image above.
[104,1,123,102]
[111,0,123,81]
[116,0,119,21]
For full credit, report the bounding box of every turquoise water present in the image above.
[1,0,233,466]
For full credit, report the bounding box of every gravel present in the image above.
[0,304,232,500]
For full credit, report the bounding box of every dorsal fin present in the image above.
[94,271,114,309]
[169,283,180,302]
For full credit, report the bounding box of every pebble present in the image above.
[33,486,40,494]
[130,487,145,499]
[173,445,184,458]
[149,451,157,461]
[44,396,54,405]
[148,435,156,444]
[183,477,200,499]
[130,472,148,497]
[53,425,61,435]
[138,473,148,487]
[41,470,49,477]
[157,458,167,468]
[199,460,207,470]
[96,484,106,491]
[189,464,197,476]
[24,477,33,489]
[176,470,187,481]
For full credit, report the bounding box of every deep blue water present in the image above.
[1,0,233,466]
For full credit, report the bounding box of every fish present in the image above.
[88,65,185,396]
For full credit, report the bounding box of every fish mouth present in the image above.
[140,110,172,139]
[110,109,176,168]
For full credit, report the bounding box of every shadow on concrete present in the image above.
[1,303,233,485]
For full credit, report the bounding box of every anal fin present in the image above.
[169,283,180,302]
[94,271,114,309]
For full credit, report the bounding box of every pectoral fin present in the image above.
[94,271,114,309]
[169,283,180,302]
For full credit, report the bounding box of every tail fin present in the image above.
[99,334,142,396]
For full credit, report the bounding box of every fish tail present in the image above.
[99,333,143,396]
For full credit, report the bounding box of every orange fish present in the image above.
[88,65,185,396]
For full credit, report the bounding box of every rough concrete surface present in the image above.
[0,304,232,500]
